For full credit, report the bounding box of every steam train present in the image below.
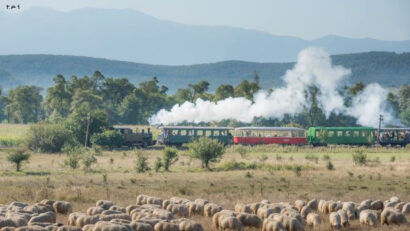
[157,126,410,147]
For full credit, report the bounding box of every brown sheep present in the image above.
[306,199,318,211]
[306,213,320,227]
[99,214,131,222]
[218,216,242,231]
[299,206,311,219]
[52,202,72,215]
[234,204,251,214]
[75,215,99,228]
[262,219,285,231]
[28,212,56,225]
[178,220,204,231]
[329,212,341,229]
[370,200,383,210]
[153,221,179,231]
[129,222,154,231]
[236,213,261,228]
[185,203,203,217]
[359,210,377,226]
[15,226,47,231]
[92,221,130,231]
[380,208,408,225]
[293,200,305,212]
[337,209,349,227]
[203,204,222,217]
[87,207,104,216]
[55,226,81,231]
[152,209,173,220]
[166,204,187,217]
[67,213,85,226]
[96,201,114,210]
[0,219,17,228]
[193,199,208,206]
[281,216,304,231]
[257,207,274,220]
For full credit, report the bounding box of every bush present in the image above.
[91,130,124,149]
[305,154,319,163]
[136,155,150,173]
[326,161,334,170]
[236,146,248,159]
[163,147,178,171]
[187,137,225,170]
[322,154,330,161]
[293,165,302,176]
[154,157,163,172]
[7,149,30,171]
[390,156,396,162]
[352,150,367,166]
[82,152,97,171]
[25,123,74,153]
[64,153,81,169]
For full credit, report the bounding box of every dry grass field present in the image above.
[0,142,409,230]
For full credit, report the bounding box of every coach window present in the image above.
[172,130,179,136]
[214,130,220,136]
[316,131,320,137]
[361,131,366,137]
[220,130,226,136]
[205,130,212,136]
[328,131,334,137]
[353,131,359,137]
[197,130,203,136]
[180,130,187,136]
[346,131,351,136]
[337,131,343,136]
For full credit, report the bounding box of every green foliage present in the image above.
[305,154,319,163]
[322,154,330,161]
[390,156,396,162]
[7,149,30,171]
[317,130,329,144]
[352,150,368,166]
[82,152,97,171]
[136,155,150,173]
[24,123,74,153]
[258,154,268,163]
[6,86,42,123]
[187,137,225,170]
[326,161,334,170]
[64,153,81,170]
[154,157,163,172]
[236,145,248,159]
[293,165,302,176]
[91,130,124,149]
[163,147,178,171]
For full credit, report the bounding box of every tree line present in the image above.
[0,70,409,129]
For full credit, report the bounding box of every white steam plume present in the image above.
[149,47,397,127]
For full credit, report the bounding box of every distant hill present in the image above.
[0,52,409,92]
[0,7,409,65]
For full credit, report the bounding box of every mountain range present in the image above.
[0,52,409,92]
[0,7,410,65]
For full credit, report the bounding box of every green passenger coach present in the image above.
[157,126,233,146]
[307,127,376,146]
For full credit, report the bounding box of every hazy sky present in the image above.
[3,0,410,40]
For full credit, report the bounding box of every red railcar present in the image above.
[233,127,307,145]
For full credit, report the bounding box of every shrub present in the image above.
[322,154,330,161]
[390,156,396,162]
[258,154,268,163]
[326,161,334,170]
[91,130,124,150]
[136,155,150,173]
[25,123,74,153]
[7,149,30,172]
[305,154,319,163]
[186,137,225,170]
[154,157,163,172]
[236,146,248,159]
[352,150,367,166]
[293,165,302,176]
[82,152,97,171]
[163,147,178,171]
[64,153,81,169]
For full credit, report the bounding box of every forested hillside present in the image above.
[0,52,409,91]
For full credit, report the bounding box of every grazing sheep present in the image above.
[92,221,130,231]
[28,212,56,225]
[236,213,262,228]
[68,213,85,227]
[306,199,318,211]
[101,211,124,216]
[212,211,236,229]
[318,200,325,212]
[262,219,286,231]
[8,203,28,210]
[306,213,320,227]
[39,201,54,209]
[147,198,163,207]
[218,215,242,231]
[257,207,274,220]
[394,202,406,211]
[402,203,410,214]
[52,202,72,215]
[203,204,222,217]
[390,196,400,203]
[0,219,17,228]
[75,215,99,228]
[169,197,190,205]
[360,200,372,207]
[293,200,305,212]
[129,222,154,231]
[193,199,208,206]
[134,218,163,228]
[234,204,251,214]
[99,214,131,222]
[380,208,408,225]
[15,226,47,231]
[34,204,53,215]
[96,201,114,210]
[337,209,349,227]
[281,216,304,231]
[186,203,203,217]
[166,204,188,217]
[87,207,104,216]
[319,201,329,214]
[355,204,369,218]
[1,227,16,231]
[359,210,377,226]
[152,209,173,220]
[5,213,28,227]
[329,212,341,229]
[56,226,81,231]
[280,208,303,225]
[109,206,126,214]
[153,221,179,231]
[125,205,139,215]
[249,203,261,214]
[299,206,311,219]
[370,200,383,210]
[178,220,204,231]
[82,225,94,231]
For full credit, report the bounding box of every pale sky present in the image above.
[2,0,410,40]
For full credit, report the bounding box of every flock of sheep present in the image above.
[0,195,409,231]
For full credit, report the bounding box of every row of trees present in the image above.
[0,71,409,128]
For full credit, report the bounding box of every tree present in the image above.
[162,147,178,171]
[66,105,109,146]
[349,82,365,96]
[398,85,410,125]
[304,86,326,126]
[43,75,72,120]
[0,87,7,122]
[187,137,225,170]
[234,74,260,101]
[7,149,30,172]
[25,123,74,153]
[174,88,194,103]
[6,86,43,123]
[91,130,124,150]
[214,84,234,101]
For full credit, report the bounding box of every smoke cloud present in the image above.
[149,47,397,127]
